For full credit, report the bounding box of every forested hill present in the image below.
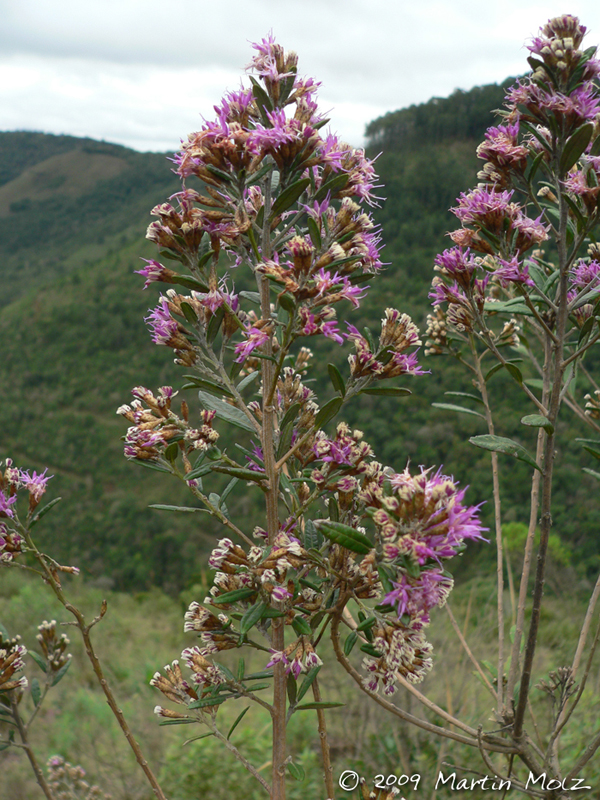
[0,78,598,593]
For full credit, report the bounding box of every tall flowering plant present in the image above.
[116,35,485,800]
[426,13,600,796]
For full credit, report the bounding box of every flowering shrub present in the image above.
[4,15,600,800]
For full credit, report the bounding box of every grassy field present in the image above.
[2,565,599,800]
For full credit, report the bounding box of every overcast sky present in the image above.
[1,0,600,154]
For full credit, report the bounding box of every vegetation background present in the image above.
[1,78,599,797]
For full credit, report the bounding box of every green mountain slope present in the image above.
[1,80,598,591]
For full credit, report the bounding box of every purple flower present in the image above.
[19,468,53,504]
[135,260,174,289]
[145,298,178,345]
[0,492,17,519]
[234,325,270,362]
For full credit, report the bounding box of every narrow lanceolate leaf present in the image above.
[211,587,256,605]
[583,467,600,480]
[29,497,63,527]
[291,617,312,637]
[240,601,268,636]
[287,762,305,781]
[31,678,41,708]
[444,391,484,405]
[314,172,349,202]
[469,434,542,472]
[51,659,72,687]
[296,666,322,703]
[315,520,373,555]
[227,707,250,740]
[344,631,358,655]
[560,123,594,174]
[198,391,256,433]
[183,375,234,398]
[211,465,267,483]
[327,363,346,396]
[521,414,554,434]
[188,695,231,710]
[29,651,48,673]
[304,519,323,550]
[270,178,311,217]
[432,403,485,419]
[295,701,344,711]
[149,504,209,513]
[313,396,343,429]
[159,718,197,726]
[360,386,411,397]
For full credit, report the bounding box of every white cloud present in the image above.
[1,0,599,151]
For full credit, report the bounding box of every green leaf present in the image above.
[271,178,311,218]
[360,387,411,397]
[583,467,600,480]
[239,291,261,306]
[171,274,209,292]
[307,216,321,249]
[29,497,62,527]
[183,732,215,744]
[164,441,179,463]
[236,370,260,392]
[227,706,250,740]
[359,643,383,658]
[444,391,484,405]
[240,601,268,636]
[484,359,523,383]
[304,519,323,550]
[469,434,542,472]
[205,164,233,184]
[206,307,225,344]
[185,463,213,480]
[179,301,198,324]
[432,403,485,419]
[295,701,344,710]
[287,762,305,781]
[198,391,256,433]
[327,363,346,396]
[521,414,554,434]
[182,375,234,398]
[51,659,72,687]
[316,520,373,555]
[292,617,312,637]
[29,651,47,673]
[278,293,296,312]
[211,465,267,483]
[287,673,297,705]
[356,617,377,632]
[314,173,349,202]
[211,587,256,605]
[31,678,41,708]
[148,504,208,513]
[560,123,594,174]
[188,695,232,710]
[243,670,274,681]
[344,631,358,655]
[524,378,545,390]
[279,402,301,433]
[296,666,322,703]
[591,133,600,157]
[313,396,343,429]
[158,718,197,726]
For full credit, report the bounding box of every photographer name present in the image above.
[435,771,591,793]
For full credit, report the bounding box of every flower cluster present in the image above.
[346,308,424,379]
[46,756,110,800]
[267,636,321,679]
[118,386,218,462]
[362,620,433,694]
[36,620,71,673]
[0,632,27,693]
[431,15,600,344]
[151,654,225,720]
